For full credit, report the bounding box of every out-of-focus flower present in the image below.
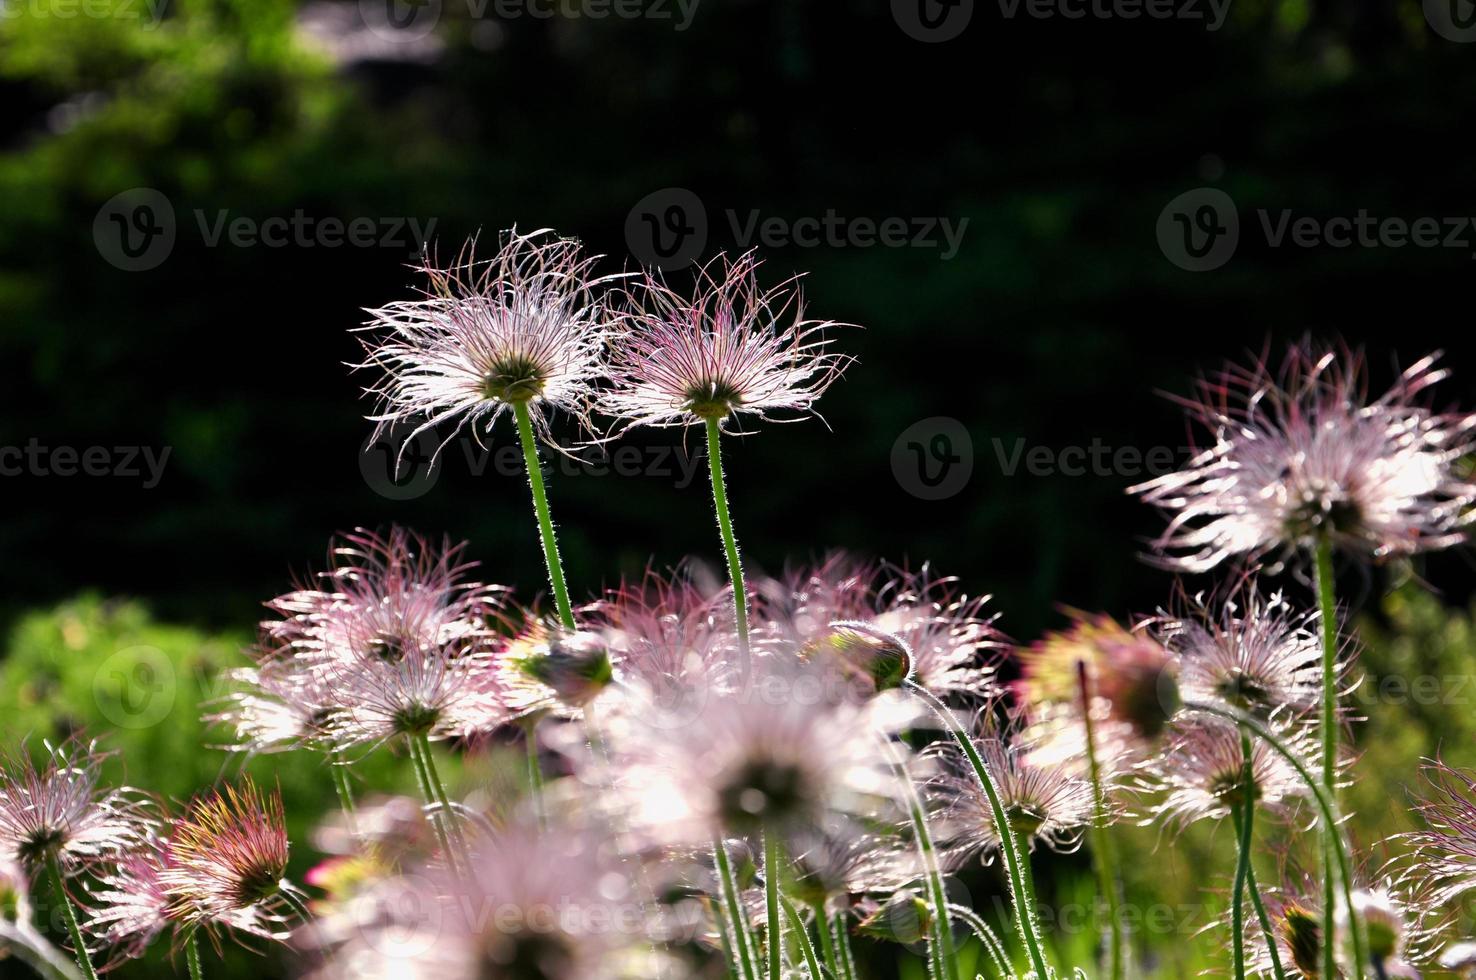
[0,740,150,876]
[212,652,341,754]
[302,821,668,980]
[1016,611,1178,751]
[600,252,849,430]
[1152,581,1328,719]
[924,705,1095,863]
[601,655,903,852]
[1131,343,1476,571]
[756,558,1002,702]
[1,856,27,920]
[358,229,613,460]
[88,836,173,961]
[1143,716,1314,829]
[502,618,615,714]
[159,779,298,942]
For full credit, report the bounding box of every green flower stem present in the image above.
[713,900,741,980]
[833,912,859,980]
[1185,702,1366,980]
[946,903,1011,979]
[1231,809,1287,980]
[883,737,958,980]
[513,401,575,631]
[1077,663,1125,980]
[406,735,461,876]
[906,681,1051,980]
[764,831,786,980]
[781,897,823,979]
[1230,734,1254,980]
[1312,537,1339,980]
[524,720,546,829]
[44,855,97,980]
[811,902,842,980]
[704,417,750,652]
[413,734,469,861]
[715,839,760,980]
[328,749,358,838]
[186,930,205,980]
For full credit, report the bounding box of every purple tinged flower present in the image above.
[1399,760,1476,909]
[1131,343,1476,572]
[600,654,904,852]
[601,252,850,429]
[756,557,1002,702]
[268,528,519,746]
[88,836,173,962]
[301,820,664,980]
[923,705,1095,863]
[0,740,150,876]
[1152,579,1328,719]
[358,229,614,460]
[1143,716,1314,829]
[159,779,296,941]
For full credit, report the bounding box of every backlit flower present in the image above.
[601,252,849,429]
[358,228,613,461]
[0,740,149,875]
[1131,343,1476,571]
[1143,715,1313,829]
[1400,759,1476,908]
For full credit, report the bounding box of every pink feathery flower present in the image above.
[755,557,1002,701]
[1143,715,1314,829]
[1151,578,1329,720]
[300,819,667,980]
[1399,759,1476,909]
[601,252,850,430]
[158,779,297,942]
[0,740,150,876]
[267,528,518,746]
[358,228,614,461]
[1131,343,1476,572]
[923,704,1096,864]
[88,836,173,962]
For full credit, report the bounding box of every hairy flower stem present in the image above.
[948,903,1011,979]
[715,839,760,980]
[906,681,1051,979]
[781,897,823,979]
[186,930,205,980]
[764,830,786,979]
[328,749,358,838]
[1185,702,1367,980]
[704,417,750,655]
[513,401,576,631]
[1231,734,1254,980]
[1312,537,1339,980]
[833,912,859,980]
[1231,809,1287,980]
[45,856,97,980]
[884,737,958,980]
[1078,663,1125,980]
[811,902,843,980]
[407,735,463,876]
